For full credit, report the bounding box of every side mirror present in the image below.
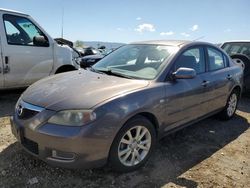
[33,36,49,47]
[172,67,196,79]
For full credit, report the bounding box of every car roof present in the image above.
[130,40,191,47]
[222,40,250,43]
[129,40,217,49]
[0,8,28,16]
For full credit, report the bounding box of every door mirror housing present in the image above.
[172,67,196,79]
[33,36,49,47]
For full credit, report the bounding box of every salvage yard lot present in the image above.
[0,90,249,188]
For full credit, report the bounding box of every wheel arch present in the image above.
[135,112,159,134]
[108,111,159,155]
[107,111,159,170]
[230,53,250,61]
[231,85,242,97]
[55,65,76,74]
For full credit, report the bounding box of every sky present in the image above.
[1,0,249,44]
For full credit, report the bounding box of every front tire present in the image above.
[219,90,239,120]
[109,116,156,172]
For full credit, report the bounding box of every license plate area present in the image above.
[10,119,39,155]
[17,127,24,143]
[10,118,23,142]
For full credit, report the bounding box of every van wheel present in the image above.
[219,90,239,120]
[109,116,156,172]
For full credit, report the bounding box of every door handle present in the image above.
[227,74,232,80]
[201,80,210,87]
[3,56,10,74]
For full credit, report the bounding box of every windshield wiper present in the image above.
[88,67,105,74]
[97,68,134,79]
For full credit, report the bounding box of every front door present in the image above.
[0,13,53,88]
[0,45,3,88]
[163,46,207,131]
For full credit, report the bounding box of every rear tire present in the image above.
[219,90,239,120]
[109,116,156,172]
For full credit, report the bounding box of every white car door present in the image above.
[0,48,3,88]
[1,13,54,88]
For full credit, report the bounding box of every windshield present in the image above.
[92,44,178,80]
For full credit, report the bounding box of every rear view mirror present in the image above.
[33,36,49,47]
[173,67,196,79]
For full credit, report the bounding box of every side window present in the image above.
[3,14,49,47]
[175,47,205,74]
[4,21,20,36]
[207,47,225,71]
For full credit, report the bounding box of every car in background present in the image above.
[11,40,243,172]
[80,54,104,68]
[80,49,115,68]
[76,47,101,57]
[0,9,80,89]
[221,41,250,92]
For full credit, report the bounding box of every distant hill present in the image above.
[77,41,125,50]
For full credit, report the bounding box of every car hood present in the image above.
[22,70,149,111]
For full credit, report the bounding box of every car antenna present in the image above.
[178,36,205,46]
[193,36,205,41]
[61,2,64,38]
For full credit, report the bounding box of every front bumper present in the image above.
[10,114,113,169]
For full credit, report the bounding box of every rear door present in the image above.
[1,13,54,88]
[200,46,232,113]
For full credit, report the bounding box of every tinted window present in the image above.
[207,47,225,71]
[175,47,205,74]
[3,14,48,46]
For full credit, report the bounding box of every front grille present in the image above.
[18,108,39,120]
[16,100,44,120]
[22,137,39,155]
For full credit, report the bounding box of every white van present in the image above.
[0,8,80,89]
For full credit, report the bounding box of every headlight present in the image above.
[48,110,96,126]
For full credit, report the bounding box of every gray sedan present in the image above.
[11,40,243,172]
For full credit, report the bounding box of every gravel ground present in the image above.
[0,89,249,188]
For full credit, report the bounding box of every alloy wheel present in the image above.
[227,93,238,117]
[118,125,151,167]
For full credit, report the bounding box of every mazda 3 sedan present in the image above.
[11,40,243,172]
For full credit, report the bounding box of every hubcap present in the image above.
[118,126,151,166]
[227,93,237,117]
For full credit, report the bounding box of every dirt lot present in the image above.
[0,89,249,188]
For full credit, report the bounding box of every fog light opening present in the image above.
[51,150,75,161]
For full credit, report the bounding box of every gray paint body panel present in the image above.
[12,40,243,169]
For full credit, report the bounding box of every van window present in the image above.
[3,14,49,47]
[4,21,20,36]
